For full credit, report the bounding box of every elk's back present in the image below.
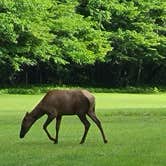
[38,90,93,115]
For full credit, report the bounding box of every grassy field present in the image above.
[0,93,166,166]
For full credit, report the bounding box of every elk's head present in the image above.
[19,112,35,138]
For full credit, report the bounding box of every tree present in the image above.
[0,0,110,85]
[50,0,110,65]
[77,0,166,86]
[0,0,53,84]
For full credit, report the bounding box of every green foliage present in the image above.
[50,1,110,64]
[77,0,166,86]
[82,0,166,63]
[0,0,54,84]
[0,84,166,94]
[0,0,110,84]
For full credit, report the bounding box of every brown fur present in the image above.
[20,89,107,144]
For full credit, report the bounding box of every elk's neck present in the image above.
[29,107,45,121]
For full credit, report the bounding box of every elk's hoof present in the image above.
[80,141,84,144]
[104,140,108,144]
[54,140,58,144]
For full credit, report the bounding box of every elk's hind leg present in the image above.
[78,114,91,144]
[88,111,108,143]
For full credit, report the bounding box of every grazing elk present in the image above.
[19,89,108,144]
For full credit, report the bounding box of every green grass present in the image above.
[0,93,166,166]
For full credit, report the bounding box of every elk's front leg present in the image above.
[54,115,62,144]
[43,115,55,142]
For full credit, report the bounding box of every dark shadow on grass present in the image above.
[17,139,105,148]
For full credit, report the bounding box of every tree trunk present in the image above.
[136,60,143,85]
[25,70,28,86]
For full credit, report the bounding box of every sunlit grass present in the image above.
[0,93,166,166]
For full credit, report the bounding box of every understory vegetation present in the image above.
[0,84,165,94]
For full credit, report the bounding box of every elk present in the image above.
[19,89,108,144]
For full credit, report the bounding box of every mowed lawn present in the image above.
[0,93,166,166]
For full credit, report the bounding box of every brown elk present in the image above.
[19,89,108,144]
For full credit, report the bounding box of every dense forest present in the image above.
[0,0,166,87]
